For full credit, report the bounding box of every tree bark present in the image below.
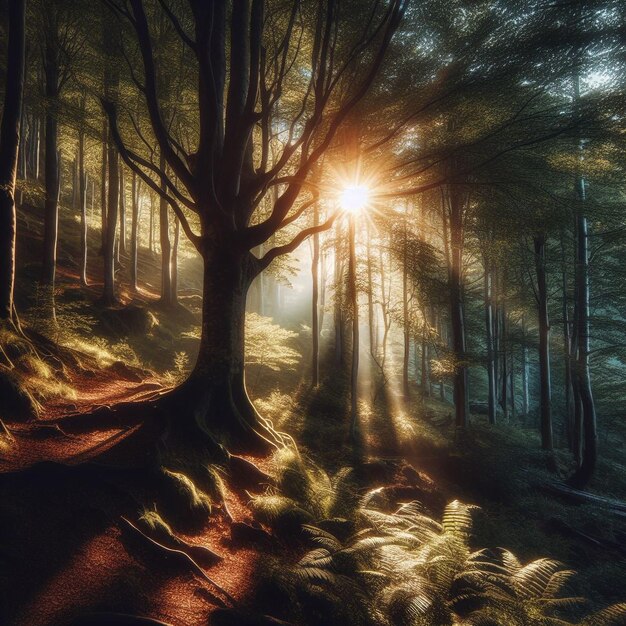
[41,34,60,289]
[483,258,497,424]
[311,201,320,387]
[534,233,553,451]
[119,162,127,255]
[103,126,119,305]
[448,187,469,428]
[570,171,597,486]
[78,117,88,287]
[159,153,173,305]
[0,0,25,321]
[130,171,139,291]
[402,207,410,399]
[100,119,107,253]
[171,216,180,305]
[348,214,359,441]
[179,247,266,445]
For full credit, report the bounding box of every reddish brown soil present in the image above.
[0,371,283,626]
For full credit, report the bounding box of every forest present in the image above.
[1,0,626,624]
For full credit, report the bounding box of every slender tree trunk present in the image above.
[509,329,516,419]
[348,214,359,441]
[102,34,120,306]
[448,188,469,428]
[560,231,574,447]
[333,221,344,365]
[521,315,529,415]
[402,208,410,399]
[421,309,429,395]
[0,0,25,321]
[311,201,320,387]
[500,303,508,420]
[78,120,88,287]
[159,154,172,305]
[119,162,127,255]
[100,119,107,253]
[171,216,179,305]
[570,154,597,485]
[534,233,553,451]
[366,222,376,358]
[149,193,154,253]
[41,36,60,289]
[483,257,497,424]
[103,128,118,305]
[130,172,139,292]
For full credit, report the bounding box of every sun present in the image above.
[340,184,370,215]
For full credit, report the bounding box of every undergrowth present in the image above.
[250,449,626,626]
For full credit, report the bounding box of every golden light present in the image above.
[340,184,370,215]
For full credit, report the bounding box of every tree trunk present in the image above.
[119,162,127,255]
[500,303,508,420]
[0,0,25,321]
[534,233,553,451]
[483,258,497,424]
[570,186,597,486]
[560,231,573,447]
[130,172,139,291]
[103,131,119,305]
[333,221,344,365]
[78,121,88,287]
[171,216,179,305]
[149,193,154,253]
[402,209,410,399]
[41,36,60,289]
[100,119,108,253]
[448,188,469,428]
[521,315,529,415]
[311,201,320,387]
[348,214,359,441]
[159,154,172,306]
[180,247,267,446]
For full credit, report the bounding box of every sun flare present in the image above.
[340,184,370,215]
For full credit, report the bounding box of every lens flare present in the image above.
[340,184,370,214]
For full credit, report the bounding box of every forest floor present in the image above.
[1,202,625,625]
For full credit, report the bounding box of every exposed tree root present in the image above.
[119,516,235,608]
[67,612,174,625]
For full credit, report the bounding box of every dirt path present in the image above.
[1,366,164,473]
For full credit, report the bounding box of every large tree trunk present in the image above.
[534,233,553,451]
[179,247,269,447]
[0,0,25,321]
[41,37,60,289]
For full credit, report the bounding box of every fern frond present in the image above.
[582,603,626,626]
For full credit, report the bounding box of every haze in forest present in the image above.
[1,1,626,625]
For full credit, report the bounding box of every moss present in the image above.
[161,468,212,516]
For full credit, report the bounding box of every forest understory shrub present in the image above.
[250,451,626,626]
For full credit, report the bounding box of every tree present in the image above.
[0,0,26,322]
[102,0,407,445]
